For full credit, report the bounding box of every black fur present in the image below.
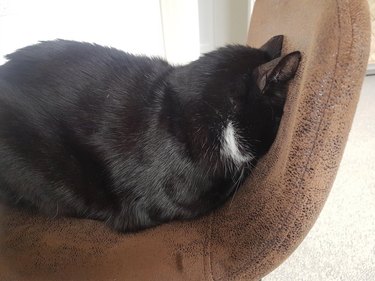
[0,37,301,232]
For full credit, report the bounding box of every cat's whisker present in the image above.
[52,202,59,219]
[228,178,241,210]
[228,165,248,210]
[105,214,113,225]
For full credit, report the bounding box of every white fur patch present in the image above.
[221,122,253,165]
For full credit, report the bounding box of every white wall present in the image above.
[160,0,200,65]
[0,0,253,65]
[198,0,251,54]
[0,0,166,65]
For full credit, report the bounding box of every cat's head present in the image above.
[166,35,301,170]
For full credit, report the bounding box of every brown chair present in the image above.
[0,0,370,280]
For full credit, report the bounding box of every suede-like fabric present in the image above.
[0,0,370,280]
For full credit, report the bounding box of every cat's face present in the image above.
[182,36,301,168]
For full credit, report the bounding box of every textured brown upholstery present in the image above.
[0,0,370,280]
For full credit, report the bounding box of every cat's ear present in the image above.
[254,51,301,92]
[260,35,284,60]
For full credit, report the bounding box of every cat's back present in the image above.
[0,41,174,211]
[0,40,173,154]
[0,40,170,88]
[0,40,173,127]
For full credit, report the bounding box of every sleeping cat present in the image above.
[0,35,301,232]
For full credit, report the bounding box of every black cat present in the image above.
[0,35,301,232]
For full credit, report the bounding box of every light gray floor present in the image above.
[264,75,375,281]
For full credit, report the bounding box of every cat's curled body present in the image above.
[0,36,301,232]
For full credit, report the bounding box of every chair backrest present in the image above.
[0,0,370,280]
[211,0,371,279]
